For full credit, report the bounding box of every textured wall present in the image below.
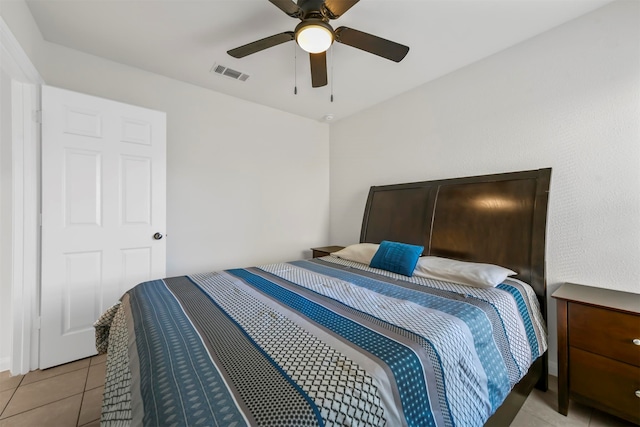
[1,0,331,310]
[329,0,640,374]
[1,0,331,372]
[36,46,331,276]
[0,68,13,371]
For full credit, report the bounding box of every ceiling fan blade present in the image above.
[227,32,295,58]
[335,27,409,62]
[268,0,302,18]
[324,0,360,18]
[309,52,328,88]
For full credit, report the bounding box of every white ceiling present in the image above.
[26,0,612,122]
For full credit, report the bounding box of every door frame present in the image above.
[1,16,43,374]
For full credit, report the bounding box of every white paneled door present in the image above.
[40,86,166,369]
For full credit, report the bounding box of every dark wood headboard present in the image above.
[360,168,551,315]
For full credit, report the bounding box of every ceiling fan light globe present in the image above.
[296,25,334,53]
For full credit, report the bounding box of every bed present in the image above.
[96,168,551,426]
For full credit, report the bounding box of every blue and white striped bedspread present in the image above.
[102,256,547,427]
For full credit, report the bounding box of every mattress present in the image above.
[96,256,547,427]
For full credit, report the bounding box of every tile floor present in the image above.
[511,376,636,427]
[0,354,105,427]
[0,362,636,427]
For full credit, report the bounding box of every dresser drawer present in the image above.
[569,302,640,367]
[570,347,640,422]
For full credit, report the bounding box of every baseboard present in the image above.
[0,356,10,373]
[548,360,558,377]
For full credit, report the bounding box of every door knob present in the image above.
[153,232,163,240]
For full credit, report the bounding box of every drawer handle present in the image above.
[636,390,640,398]
[634,338,640,346]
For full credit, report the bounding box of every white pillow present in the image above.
[330,243,380,265]
[413,256,516,288]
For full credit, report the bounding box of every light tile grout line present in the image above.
[0,391,85,422]
[0,366,87,418]
[79,357,106,427]
[76,366,91,427]
[1,369,634,427]
[0,357,101,422]
[0,376,24,418]
[1,379,105,427]
[76,360,107,426]
[2,356,92,386]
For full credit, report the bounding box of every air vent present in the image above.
[210,63,250,82]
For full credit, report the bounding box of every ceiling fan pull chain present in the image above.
[330,46,334,102]
[294,43,298,95]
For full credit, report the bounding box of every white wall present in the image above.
[0,0,330,371]
[0,68,13,371]
[1,0,330,278]
[329,0,640,375]
[39,49,331,277]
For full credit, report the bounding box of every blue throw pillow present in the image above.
[369,241,424,277]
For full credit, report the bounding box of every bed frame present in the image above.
[359,168,552,426]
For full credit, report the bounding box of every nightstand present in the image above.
[310,246,345,258]
[552,283,640,424]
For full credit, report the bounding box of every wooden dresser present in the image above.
[552,283,640,424]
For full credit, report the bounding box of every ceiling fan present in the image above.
[227,0,410,88]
